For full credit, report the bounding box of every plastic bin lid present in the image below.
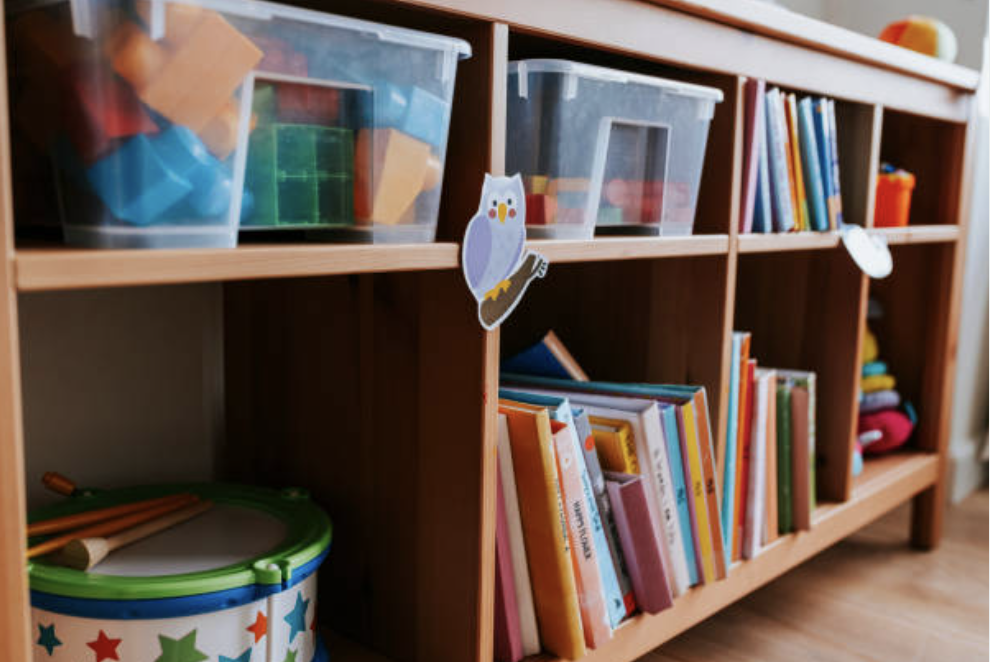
[508,59,723,102]
[27,482,332,601]
[6,0,472,59]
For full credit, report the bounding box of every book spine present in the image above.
[786,94,809,231]
[502,408,585,660]
[686,397,727,579]
[777,92,799,231]
[743,372,769,559]
[813,99,836,229]
[808,373,817,510]
[827,99,843,225]
[619,428,640,474]
[642,409,691,595]
[754,95,773,234]
[733,356,755,562]
[497,416,541,656]
[797,98,828,232]
[765,89,795,232]
[554,426,611,649]
[790,385,811,531]
[776,384,793,535]
[721,333,742,568]
[677,404,716,583]
[495,465,525,662]
[661,405,699,586]
[573,417,629,627]
[740,78,765,234]
[764,372,779,544]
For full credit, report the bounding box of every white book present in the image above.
[743,371,770,559]
[514,387,691,597]
[496,414,541,655]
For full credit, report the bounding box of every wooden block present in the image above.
[277,82,340,125]
[109,14,262,132]
[135,1,205,37]
[422,154,443,191]
[525,193,557,225]
[354,129,430,225]
[525,175,549,195]
[547,177,589,196]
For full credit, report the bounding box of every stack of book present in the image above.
[739,79,844,234]
[719,331,818,567]
[494,332,819,661]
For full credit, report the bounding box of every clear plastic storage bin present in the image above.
[507,60,722,239]
[7,0,470,248]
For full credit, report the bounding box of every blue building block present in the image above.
[152,125,232,218]
[86,134,192,225]
[370,82,449,148]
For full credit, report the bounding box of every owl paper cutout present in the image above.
[463,173,548,330]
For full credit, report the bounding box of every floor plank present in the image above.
[639,491,989,662]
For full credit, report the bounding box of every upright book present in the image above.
[789,384,812,531]
[785,93,809,231]
[732,355,755,562]
[797,97,828,232]
[495,463,525,662]
[499,404,585,660]
[763,370,779,545]
[740,78,766,233]
[764,88,795,232]
[775,384,793,535]
[743,368,770,559]
[721,332,743,566]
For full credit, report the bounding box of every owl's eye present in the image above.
[491,200,498,207]
[507,198,513,205]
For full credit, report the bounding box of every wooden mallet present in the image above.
[58,499,214,571]
[28,493,195,537]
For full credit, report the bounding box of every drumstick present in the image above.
[58,500,214,571]
[42,472,78,497]
[28,493,195,537]
[27,494,199,559]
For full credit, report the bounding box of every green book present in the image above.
[776,382,793,535]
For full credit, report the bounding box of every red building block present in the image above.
[252,35,309,76]
[276,81,340,125]
[62,63,159,162]
[525,193,557,225]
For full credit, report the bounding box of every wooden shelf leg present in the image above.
[910,481,944,550]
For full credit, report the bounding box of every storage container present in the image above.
[873,164,915,228]
[7,0,470,248]
[506,60,722,239]
[28,483,331,662]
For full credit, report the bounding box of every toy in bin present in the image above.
[874,163,915,228]
[7,0,470,247]
[26,473,332,662]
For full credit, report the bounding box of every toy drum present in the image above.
[27,483,331,662]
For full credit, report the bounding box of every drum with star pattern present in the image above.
[27,483,332,662]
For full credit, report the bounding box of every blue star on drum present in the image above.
[36,623,61,655]
[284,592,310,643]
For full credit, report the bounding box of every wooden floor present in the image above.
[639,491,989,662]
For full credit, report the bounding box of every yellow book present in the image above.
[679,400,717,584]
[786,93,810,231]
[499,402,586,660]
[589,416,639,474]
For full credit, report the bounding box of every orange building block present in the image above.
[106,13,262,133]
[422,153,443,191]
[136,1,206,37]
[199,99,242,160]
[354,129,432,225]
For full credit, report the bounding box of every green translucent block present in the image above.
[245,123,354,227]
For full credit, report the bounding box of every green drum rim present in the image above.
[27,482,332,601]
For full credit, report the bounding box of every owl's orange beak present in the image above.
[498,203,507,224]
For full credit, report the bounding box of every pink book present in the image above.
[604,471,674,614]
[494,464,525,662]
[740,78,766,233]
[552,420,611,649]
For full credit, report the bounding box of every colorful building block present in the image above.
[245,124,354,227]
[86,134,193,225]
[199,99,243,160]
[152,125,232,217]
[423,154,443,191]
[524,175,549,195]
[105,13,262,133]
[525,193,557,225]
[354,128,431,225]
[547,178,589,196]
[62,63,159,162]
[370,82,449,148]
[251,35,309,76]
[277,80,341,125]
[136,1,207,37]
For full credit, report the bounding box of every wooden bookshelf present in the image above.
[0,0,977,661]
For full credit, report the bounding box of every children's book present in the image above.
[813,98,836,229]
[763,370,779,545]
[495,462,525,662]
[590,417,640,474]
[498,403,585,660]
[797,97,828,232]
[753,95,773,234]
[785,93,809,231]
[550,418,611,648]
[789,384,812,531]
[740,78,766,234]
[659,403,700,586]
[721,332,742,567]
[777,369,817,518]
[575,409,635,618]
[764,88,795,232]
[502,330,590,381]
[743,369,770,559]
[775,384,793,535]
[732,355,755,562]
[496,414,541,655]
[827,99,844,225]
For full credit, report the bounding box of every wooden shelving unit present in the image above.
[0,1,977,662]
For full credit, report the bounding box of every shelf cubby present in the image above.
[734,248,866,502]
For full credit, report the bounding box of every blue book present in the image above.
[721,333,742,567]
[752,98,773,233]
[764,88,795,232]
[812,99,834,228]
[659,402,699,586]
[797,98,829,232]
[501,331,589,381]
[827,99,844,226]
[500,388,626,628]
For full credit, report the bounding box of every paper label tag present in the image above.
[462,173,548,330]
[840,225,892,279]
